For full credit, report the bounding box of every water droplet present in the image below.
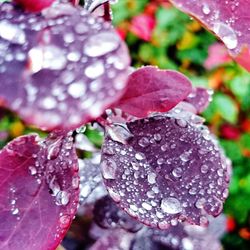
[147,172,156,184]
[101,159,117,179]
[172,167,183,178]
[47,137,62,160]
[142,202,152,211]
[180,150,192,162]
[72,176,79,189]
[188,187,197,195]
[182,238,194,250]
[195,198,206,209]
[0,20,26,44]
[202,3,210,15]
[201,164,209,174]
[176,119,187,128]
[28,166,37,175]
[161,197,182,214]
[135,152,145,161]
[157,158,164,165]
[68,81,86,98]
[85,61,104,79]
[107,124,133,144]
[59,214,71,229]
[213,22,238,49]
[12,208,19,215]
[154,134,162,142]
[56,191,70,206]
[108,188,121,202]
[138,137,150,147]
[84,32,120,57]
[131,161,140,171]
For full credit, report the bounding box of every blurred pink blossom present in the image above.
[130,14,156,41]
[204,43,232,69]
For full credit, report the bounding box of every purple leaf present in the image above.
[0,132,79,250]
[100,111,230,228]
[94,195,142,232]
[90,229,134,250]
[184,87,213,114]
[132,222,223,250]
[169,0,250,72]
[115,66,192,118]
[0,2,130,131]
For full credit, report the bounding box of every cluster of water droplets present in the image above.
[78,155,102,204]
[191,0,241,52]
[0,1,130,130]
[100,109,230,228]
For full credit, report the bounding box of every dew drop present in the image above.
[138,137,150,147]
[200,164,209,174]
[59,214,71,229]
[84,32,120,57]
[28,166,37,175]
[135,152,145,161]
[56,191,70,206]
[12,208,19,215]
[202,3,210,15]
[161,197,182,214]
[101,159,117,179]
[172,167,183,178]
[147,172,156,184]
[213,22,238,49]
[85,61,104,79]
[142,202,152,211]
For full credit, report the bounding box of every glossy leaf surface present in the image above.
[115,66,192,118]
[0,2,130,131]
[170,0,250,71]
[101,111,230,228]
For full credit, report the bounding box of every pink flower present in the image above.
[130,14,156,41]
[204,43,232,69]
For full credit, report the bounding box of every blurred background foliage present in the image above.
[0,0,250,249]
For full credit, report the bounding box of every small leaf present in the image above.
[0,2,130,131]
[14,0,55,12]
[115,66,192,118]
[101,111,230,228]
[170,0,250,71]
[0,133,79,250]
[94,195,142,232]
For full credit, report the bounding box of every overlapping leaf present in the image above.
[115,66,192,118]
[101,111,230,228]
[0,2,130,131]
[94,195,142,232]
[0,133,79,250]
[170,0,250,71]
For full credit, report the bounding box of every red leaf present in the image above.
[0,133,79,250]
[170,0,250,71]
[115,66,192,118]
[14,0,55,12]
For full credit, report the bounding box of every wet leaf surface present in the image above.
[0,133,79,250]
[0,2,130,131]
[170,0,250,71]
[101,110,230,228]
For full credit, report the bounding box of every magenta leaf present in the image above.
[94,195,143,232]
[115,66,192,118]
[170,0,250,71]
[0,132,79,250]
[100,111,230,228]
[184,87,213,114]
[0,2,130,131]
[13,0,55,12]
